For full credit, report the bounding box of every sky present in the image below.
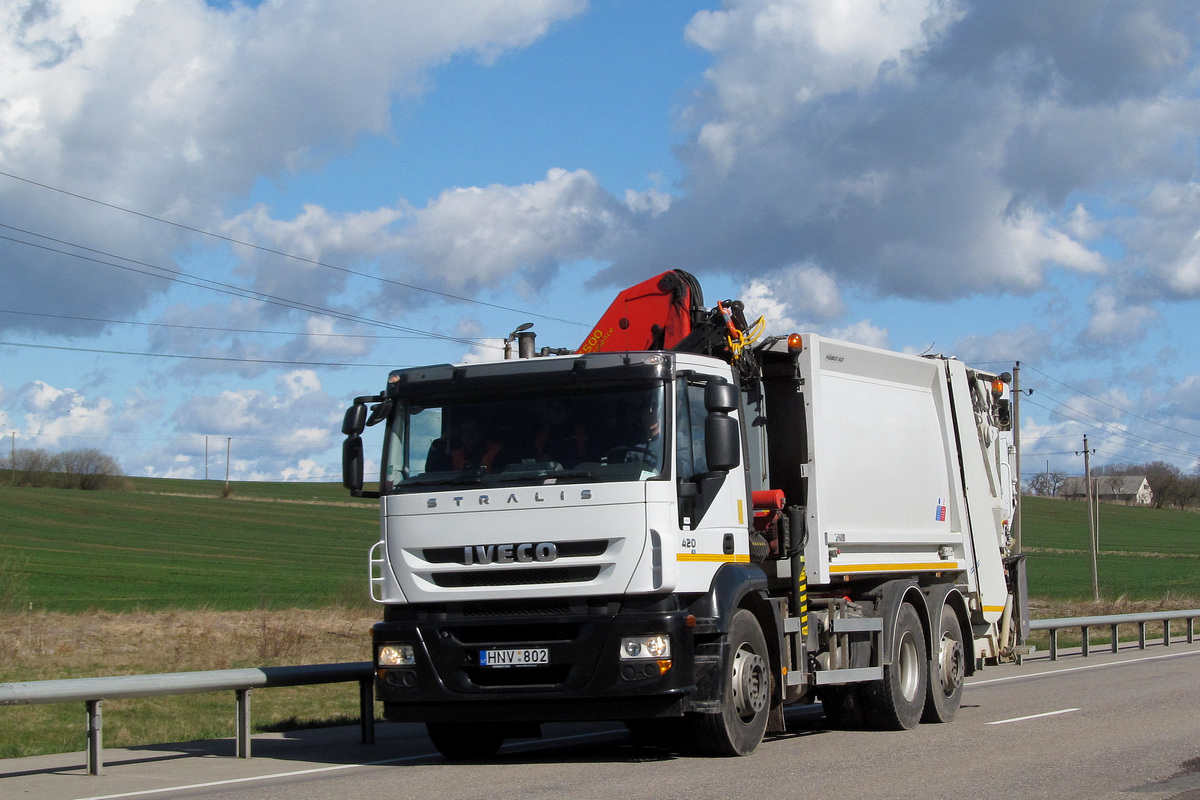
[2,0,1200,484]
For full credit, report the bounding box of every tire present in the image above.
[426,722,505,761]
[922,603,966,723]
[691,609,771,756]
[861,603,928,730]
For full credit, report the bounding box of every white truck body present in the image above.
[345,330,1020,757]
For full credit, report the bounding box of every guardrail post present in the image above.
[1188,617,1194,644]
[86,699,103,776]
[1138,622,1147,650]
[236,688,251,759]
[1049,629,1058,661]
[1163,620,1171,647]
[1081,626,1090,657]
[359,678,375,744]
[1110,624,1119,654]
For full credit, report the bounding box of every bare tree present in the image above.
[10,447,126,490]
[52,448,126,490]
[1145,461,1182,510]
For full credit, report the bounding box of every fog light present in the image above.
[620,634,671,660]
[378,644,415,666]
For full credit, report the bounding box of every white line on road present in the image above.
[70,731,621,800]
[967,646,1200,688]
[986,708,1080,725]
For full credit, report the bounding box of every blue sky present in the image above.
[2,0,1200,482]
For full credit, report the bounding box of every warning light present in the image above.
[991,377,1006,396]
[787,334,803,353]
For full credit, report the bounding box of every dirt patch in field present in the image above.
[1028,594,1200,621]
[0,607,379,681]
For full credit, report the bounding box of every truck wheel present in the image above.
[426,722,505,761]
[862,603,928,730]
[692,609,771,756]
[922,604,965,723]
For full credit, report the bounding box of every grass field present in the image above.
[1,482,377,613]
[1020,495,1200,601]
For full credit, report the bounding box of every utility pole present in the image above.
[225,437,231,494]
[1077,435,1099,602]
[10,431,14,485]
[1012,361,1022,553]
[205,436,209,481]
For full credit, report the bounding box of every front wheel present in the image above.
[426,722,505,761]
[691,609,771,756]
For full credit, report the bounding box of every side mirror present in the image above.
[705,414,740,472]
[705,380,738,413]
[366,398,393,427]
[342,435,364,495]
[342,404,367,436]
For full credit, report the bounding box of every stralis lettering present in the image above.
[427,489,593,509]
[463,542,558,565]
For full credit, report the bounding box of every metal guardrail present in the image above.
[5,609,1200,777]
[1028,609,1200,661]
[0,661,375,776]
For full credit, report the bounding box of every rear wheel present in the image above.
[862,603,928,730]
[426,722,505,761]
[691,609,771,756]
[922,604,966,723]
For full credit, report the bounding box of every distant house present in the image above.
[1060,475,1153,506]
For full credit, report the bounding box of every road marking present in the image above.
[70,731,621,800]
[967,646,1200,688]
[986,708,1080,725]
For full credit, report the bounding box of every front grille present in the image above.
[422,539,609,564]
[431,566,602,588]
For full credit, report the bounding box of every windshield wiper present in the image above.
[546,469,598,483]
[400,472,486,488]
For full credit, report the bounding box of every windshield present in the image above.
[382,383,667,493]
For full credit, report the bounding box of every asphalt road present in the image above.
[5,643,1200,800]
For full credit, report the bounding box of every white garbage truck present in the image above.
[342,270,1025,758]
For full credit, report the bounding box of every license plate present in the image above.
[479,647,549,667]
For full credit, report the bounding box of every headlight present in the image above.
[378,644,416,666]
[620,634,671,660]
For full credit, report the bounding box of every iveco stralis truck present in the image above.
[342,270,1025,758]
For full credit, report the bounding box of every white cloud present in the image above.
[601,0,1198,314]
[824,319,889,349]
[1080,288,1159,344]
[0,0,587,335]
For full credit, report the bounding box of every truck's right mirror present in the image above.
[705,413,740,472]
[705,380,738,413]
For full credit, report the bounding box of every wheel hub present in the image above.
[937,634,965,694]
[731,646,768,721]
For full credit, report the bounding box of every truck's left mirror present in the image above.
[366,399,393,427]
[342,435,364,494]
[342,403,367,436]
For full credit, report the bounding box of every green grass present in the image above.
[1020,496,1200,601]
[0,482,379,613]
[3,485,1199,612]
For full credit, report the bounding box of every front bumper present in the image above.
[373,605,707,723]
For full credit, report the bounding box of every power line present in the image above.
[0,308,423,339]
[0,227,500,350]
[0,339,413,368]
[0,169,588,327]
[1023,362,1200,440]
[1023,394,1200,462]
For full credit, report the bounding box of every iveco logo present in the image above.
[462,542,558,565]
